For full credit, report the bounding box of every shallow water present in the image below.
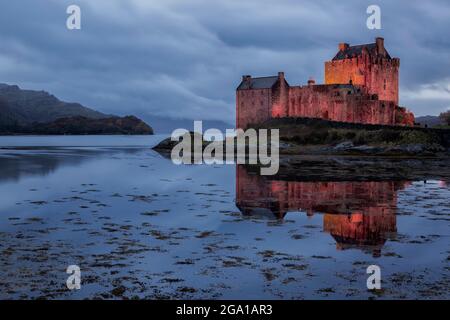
[0,136,449,299]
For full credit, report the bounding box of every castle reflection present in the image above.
[236,165,411,256]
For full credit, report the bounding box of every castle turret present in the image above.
[375,37,385,55]
[339,43,349,52]
[325,37,399,104]
[272,72,289,118]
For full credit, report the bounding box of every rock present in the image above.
[111,286,126,297]
[386,144,424,154]
[352,145,382,153]
[279,142,293,149]
[152,137,177,151]
[152,132,214,151]
[333,141,354,151]
[404,144,425,153]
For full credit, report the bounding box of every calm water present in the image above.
[0,136,449,299]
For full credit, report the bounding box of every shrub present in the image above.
[439,110,450,126]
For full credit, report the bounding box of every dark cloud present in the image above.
[0,0,449,129]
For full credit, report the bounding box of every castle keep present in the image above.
[236,37,415,129]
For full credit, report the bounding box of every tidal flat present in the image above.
[0,135,449,299]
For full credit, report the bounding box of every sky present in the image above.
[0,0,449,129]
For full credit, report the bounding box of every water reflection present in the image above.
[0,147,145,182]
[236,165,412,256]
[0,135,166,183]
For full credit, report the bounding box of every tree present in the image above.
[439,110,450,126]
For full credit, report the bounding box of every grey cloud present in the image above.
[0,0,449,128]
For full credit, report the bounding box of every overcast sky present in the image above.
[0,0,449,127]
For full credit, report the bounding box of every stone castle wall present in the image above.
[236,88,272,130]
[325,56,399,105]
[286,84,396,125]
[237,82,405,128]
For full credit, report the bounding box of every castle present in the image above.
[236,37,415,129]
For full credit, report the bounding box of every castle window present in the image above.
[384,79,386,90]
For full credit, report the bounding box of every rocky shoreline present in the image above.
[277,140,449,157]
[153,117,450,157]
[153,136,450,158]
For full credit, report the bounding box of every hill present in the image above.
[415,115,444,128]
[0,83,153,135]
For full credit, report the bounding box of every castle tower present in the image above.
[324,37,399,105]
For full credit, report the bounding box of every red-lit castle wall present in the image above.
[236,88,272,130]
[236,38,415,129]
[286,84,396,125]
[324,38,399,105]
[236,73,289,129]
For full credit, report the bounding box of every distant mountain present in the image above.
[0,83,107,125]
[415,115,444,128]
[0,83,153,135]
